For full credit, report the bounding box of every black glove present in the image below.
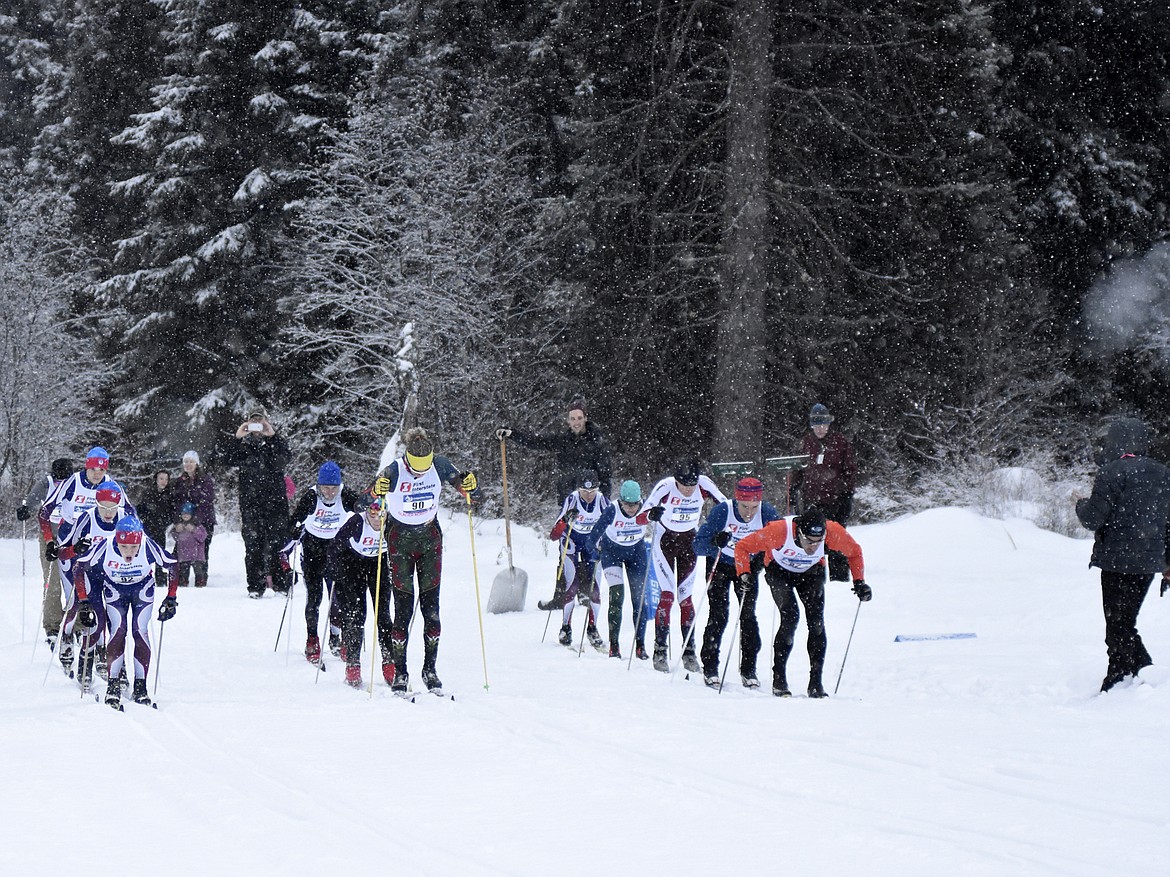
[561,507,579,525]
[76,600,97,631]
[16,504,31,521]
[496,427,512,439]
[738,571,755,587]
[74,536,92,555]
[646,506,664,523]
[713,531,731,549]
[158,595,177,622]
[852,580,872,602]
[44,540,58,561]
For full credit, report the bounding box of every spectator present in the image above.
[1075,417,1170,692]
[217,408,292,598]
[137,469,175,547]
[790,402,857,581]
[172,450,217,567]
[173,501,208,588]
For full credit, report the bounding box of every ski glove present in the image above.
[372,476,391,497]
[16,504,31,521]
[713,531,731,549]
[561,507,579,526]
[44,540,58,561]
[577,589,591,606]
[646,506,665,523]
[76,600,97,631]
[460,471,478,493]
[738,572,755,587]
[157,596,178,622]
[74,536,92,556]
[852,580,872,602]
[496,428,512,440]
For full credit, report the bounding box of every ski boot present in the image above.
[586,624,604,651]
[807,679,828,699]
[537,581,566,612]
[328,629,342,658]
[635,640,649,661]
[305,634,322,665]
[652,644,669,673]
[703,669,721,688]
[77,649,95,693]
[104,678,123,711]
[382,662,396,686]
[772,673,791,697]
[345,664,363,689]
[46,633,58,653]
[681,649,701,674]
[95,644,108,681]
[422,669,443,694]
[557,624,573,647]
[741,673,760,690]
[132,678,153,706]
[59,637,75,678]
[609,642,622,659]
[390,668,410,695]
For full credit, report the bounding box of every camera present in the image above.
[247,422,263,432]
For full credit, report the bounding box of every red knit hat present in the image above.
[734,477,764,501]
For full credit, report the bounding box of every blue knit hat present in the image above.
[809,403,834,426]
[317,461,342,485]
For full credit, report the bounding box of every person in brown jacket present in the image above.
[790,402,857,581]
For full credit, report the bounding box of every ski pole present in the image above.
[465,492,490,692]
[626,565,647,670]
[153,619,167,699]
[369,502,387,698]
[833,598,863,695]
[273,538,303,651]
[43,614,67,687]
[717,579,747,694]
[20,521,27,643]
[314,575,338,685]
[542,519,575,643]
[670,558,718,680]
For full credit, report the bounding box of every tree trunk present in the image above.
[712,0,774,466]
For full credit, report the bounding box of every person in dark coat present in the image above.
[790,402,857,582]
[172,449,217,565]
[1075,416,1170,692]
[497,398,613,610]
[136,470,175,547]
[217,408,292,598]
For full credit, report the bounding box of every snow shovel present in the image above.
[487,436,528,613]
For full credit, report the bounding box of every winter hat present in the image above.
[734,477,764,502]
[796,509,827,540]
[95,482,123,506]
[809,403,834,426]
[114,515,145,545]
[182,450,201,466]
[317,461,342,486]
[247,407,268,420]
[619,479,642,504]
[404,428,434,472]
[85,447,110,470]
[578,469,600,491]
[673,457,701,487]
[567,398,588,416]
[50,458,73,480]
[181,501,196,516]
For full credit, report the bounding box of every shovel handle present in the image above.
[500,437,515,569]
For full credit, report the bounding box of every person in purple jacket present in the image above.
[172,501,209,588]
[172,450,216,571]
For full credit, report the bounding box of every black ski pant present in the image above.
[301,533,340,636]
[700,561,761,678]
[764,563,827,688]
[391,586,441,677]
[386,519,444,677]
[242,511,290,595]
[336,553,393,667]
[1101,570,1154,680]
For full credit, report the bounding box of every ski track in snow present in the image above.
[1,506,1168,876]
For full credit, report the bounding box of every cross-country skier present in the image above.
[591,479,650,658]
[285,461,359,665]
[694,476,781,688]
[369,427,478,695]
[549,470,610,651]
[37,447,131,678]
[637,458,727,672]
[733,509,871,698]
[73,515,178,708]
[17,456,73,650]
[329,492,393,689]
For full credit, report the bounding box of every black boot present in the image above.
[132,678,153,706]
[538,580,566,612]
[104,678,123,711]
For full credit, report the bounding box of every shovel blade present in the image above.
[487,567,529,614]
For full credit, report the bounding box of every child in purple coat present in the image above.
[173,502,208,587]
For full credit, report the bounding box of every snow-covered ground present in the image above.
[1,507,1167,876]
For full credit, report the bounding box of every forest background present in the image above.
[3,0,1169,531]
